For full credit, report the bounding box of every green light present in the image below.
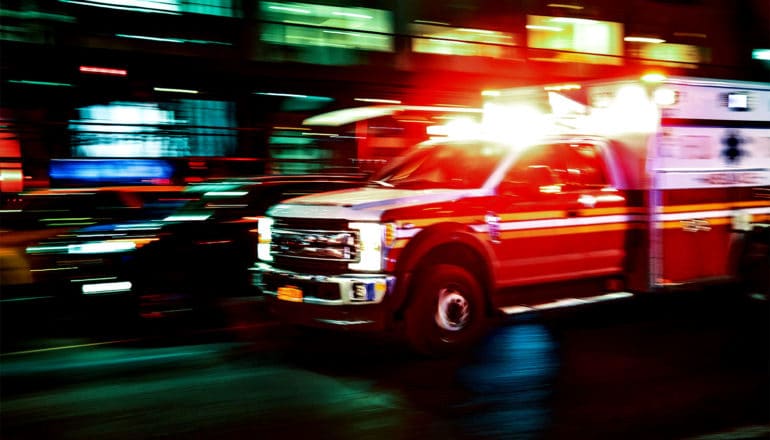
[752,49,770,61]
[255,92,333,101]
[8,79,73,87]
[267,5,311,14]
[116,33,184,43]
[116,34,232,46]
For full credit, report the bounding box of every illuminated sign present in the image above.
[50,159,174,185]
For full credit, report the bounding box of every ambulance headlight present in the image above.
[349,222,385,271]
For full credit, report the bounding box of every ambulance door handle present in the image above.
[567,209,579,217]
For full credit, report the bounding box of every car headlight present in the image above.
[27,238,157,255]
[348,222,385,271]
[257,216,273,262]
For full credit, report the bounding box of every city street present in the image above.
[1,290,767,439]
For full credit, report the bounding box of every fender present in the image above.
[389,221,499,313]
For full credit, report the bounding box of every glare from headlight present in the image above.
[348,222,384,271]
[257,217,273,261]
[68,241,137,254]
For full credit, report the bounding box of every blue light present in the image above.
[50,159,174,185]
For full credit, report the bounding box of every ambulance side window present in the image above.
[500,144,566,196]
[561,143,609,189]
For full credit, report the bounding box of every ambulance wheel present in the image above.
[404,264,488,357]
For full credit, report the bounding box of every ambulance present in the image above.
[251,74,770,355]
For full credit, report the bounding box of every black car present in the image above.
[2,185,190,298]
[16,174,367,326]
[1,186,191,333]
[131,174,367,321]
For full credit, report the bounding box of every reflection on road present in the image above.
[456,323,558,438]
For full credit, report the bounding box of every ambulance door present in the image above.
[494,143,588,285]
[494,141,628,286]
[558,141,628,278]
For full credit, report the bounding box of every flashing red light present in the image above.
[79,66,128,76]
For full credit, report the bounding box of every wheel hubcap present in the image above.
[435,287,470,331]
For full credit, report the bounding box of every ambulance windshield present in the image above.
[369,140,507,189]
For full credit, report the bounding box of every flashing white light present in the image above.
[548,91,587,115]
[82,281,132,294]
[589,85,659,134]
[482,103,548,145]
[653,87,678,106]
[348,222,384,271]
[428,117,481,139]
[257,217,274,262]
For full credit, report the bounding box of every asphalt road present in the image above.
[0,290,768,440]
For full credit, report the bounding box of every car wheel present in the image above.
[404,264,488,357]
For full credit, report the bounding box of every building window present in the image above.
[526,15,623,65]
[260,1,393,53]
[411,23,519,58]
[69,100,237,158]
[58,0,237,17]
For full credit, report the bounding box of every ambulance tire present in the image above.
[404,264,488,357]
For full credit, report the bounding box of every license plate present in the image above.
[277,285,303,302]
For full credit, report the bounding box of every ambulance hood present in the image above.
[266,186,483,221]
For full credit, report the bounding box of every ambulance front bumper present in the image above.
[251,262,395,330]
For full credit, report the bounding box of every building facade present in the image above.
[1,0,768,186]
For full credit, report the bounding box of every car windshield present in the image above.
[370,140,509,190]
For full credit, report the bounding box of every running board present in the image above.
[498,291,634,315]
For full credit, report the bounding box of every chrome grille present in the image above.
[271,225,358,263]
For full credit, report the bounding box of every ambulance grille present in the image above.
[270,218,356,274]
